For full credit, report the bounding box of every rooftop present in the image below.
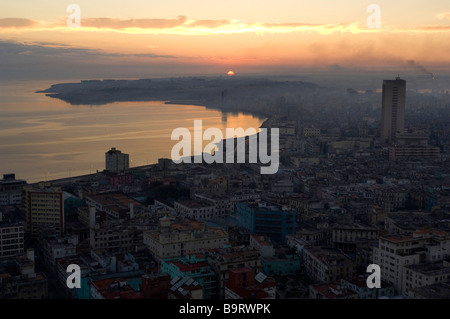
[305,247,354,266]
[310,283,356,299]
[408,281,450,299]
[175,199,214,209]
[87,192,146,210]
[91,278,142,299]
[405,261,450,276]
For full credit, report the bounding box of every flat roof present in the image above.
[405,261,450,276]
[176,199,214,209]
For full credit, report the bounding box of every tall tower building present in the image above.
[105,147,129,173]
[381,77,406,144]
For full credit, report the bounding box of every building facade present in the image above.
[23,183,64,236]
[372,229,450,295]
[381,77,406,144]
[0,216,24,259]
[237,201,295,243]
[143,218,228,262]
[0,174,27,206]
[105,147,129,173]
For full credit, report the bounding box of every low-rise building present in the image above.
[174,199,216,221]
[90,278,143,299]
[85,192,148,220]
[90,224,142,253]
[143,218,228,262]
[161,254,216,299]
[331,223,378,250]
[225,268,276,299]
[340,277,395,299]
[406,281,450,299]
[168,276,203,299]
[206,246,261,298]
[41,234,78,266]
[309,283,358,299]
[141,273,171,299]
[403,260,450,296]
[249,235,275,258]
[302,247,356,283]
[195,193,234,216]
[0,249,47,299]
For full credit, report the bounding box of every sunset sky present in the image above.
[1,0,450,80]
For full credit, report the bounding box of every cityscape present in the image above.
[1,0,450,306]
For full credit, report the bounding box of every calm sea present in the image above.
[0,80,265,183]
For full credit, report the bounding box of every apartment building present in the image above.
[23,183,64,236]
[372,229,450,294]
[143,218,228,262]
[403,260,450,297]
[174,199,216,221]
[302,247,356,283]
[0,213,24,259]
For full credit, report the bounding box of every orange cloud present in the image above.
[0,15,373,35]
[187,19,231,28]
[0,15,449,37]
[81,16,187,29]
[0,18,38,28]
[402,25,450,32]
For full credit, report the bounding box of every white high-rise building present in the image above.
[105,147,129,173]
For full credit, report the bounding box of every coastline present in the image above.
[29,100,270,186]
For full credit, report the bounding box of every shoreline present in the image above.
[30,77,279,185]
[30,106,270,187]
[37,115,272,186]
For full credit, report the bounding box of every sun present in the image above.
[227,70,235,76]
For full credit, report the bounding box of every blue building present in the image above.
[236,201,295,243]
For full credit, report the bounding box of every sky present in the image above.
[1,0,450,80]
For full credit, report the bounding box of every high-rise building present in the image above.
[105,147,129,173]
[381,77,406,144]
[23,183,64,236]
